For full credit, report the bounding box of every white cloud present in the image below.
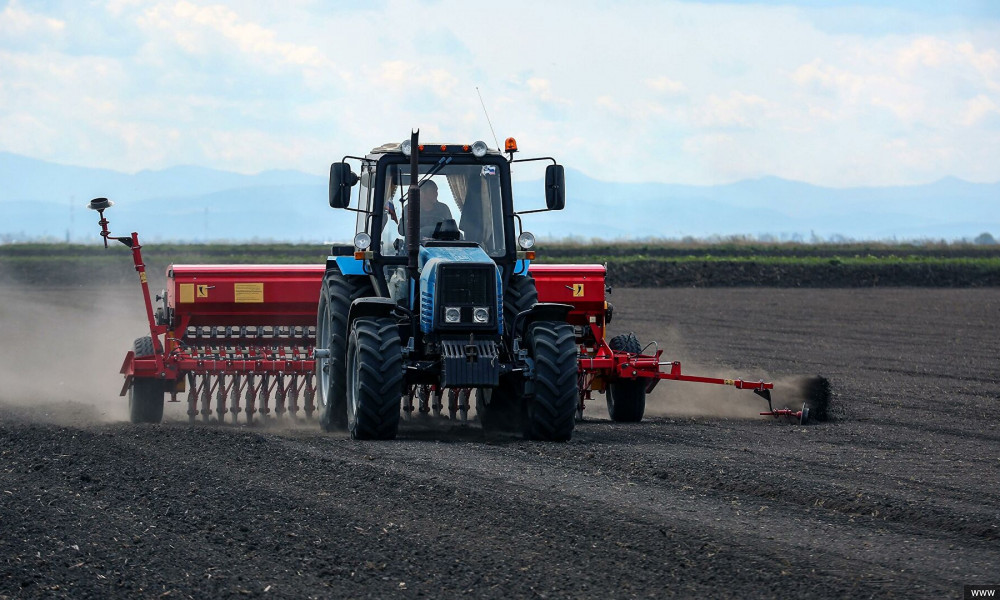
[525,77,571,107]
[694,92,772,128]
[378,60,412,87]
[645,76,688,96]
[595,95,621,114]
[961,94,1000,126]
[896,36,1000,77]
[137,1,330,68]
[0,1,65,37]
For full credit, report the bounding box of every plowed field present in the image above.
[1,286,997,599]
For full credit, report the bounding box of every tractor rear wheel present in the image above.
[346,318,403,440]
[607,333,646,422]
[129,336,164,424]
[503,275,537,339]
[317,269,374,432]
[524,321,577,441]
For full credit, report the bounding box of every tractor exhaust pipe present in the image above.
[406,129,420,282]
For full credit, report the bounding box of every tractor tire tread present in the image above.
[318,268,374,432]
[525,321,577,441]
[349,318,403,440]
[503,275,538,338]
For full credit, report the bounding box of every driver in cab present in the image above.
[396,179,454,239]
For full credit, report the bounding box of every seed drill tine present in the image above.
[230,374,242,424]
[200,374,212,422]
[303,374,315,419]
[402,388,415,420]
[433,387,444,418]
[418,385,430,414]
[458,388,470,423]
[258,373,271,418]
[287,373,300,418]
[187,372,198,422]
[447,388,457,420]
[245,373,257,425]
[257,373,271,420]
[275,374,287,417]
[576,373,591,421]
[215,373,227,422]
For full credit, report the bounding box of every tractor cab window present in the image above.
[380,163,506,257]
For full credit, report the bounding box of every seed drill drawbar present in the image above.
[93,132,829,441]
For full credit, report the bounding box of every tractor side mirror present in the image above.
[329,162,358,209]
[544,164,566,211]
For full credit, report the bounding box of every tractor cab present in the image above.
[329,137,563,298]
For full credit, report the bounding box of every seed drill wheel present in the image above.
[524,321,577,441]
[316,269,373,432]
[607,333,647,423]
[346,318,403,440]
[129,336,164,424]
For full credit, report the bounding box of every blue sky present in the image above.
[0,0,997,187]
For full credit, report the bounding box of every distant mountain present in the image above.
[520,171,1000,241]
[1,152,997,243]
[0,153,335,242]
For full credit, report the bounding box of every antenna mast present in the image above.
[476,86,501,151]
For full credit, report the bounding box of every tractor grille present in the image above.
[432,265,498,332]
[439,266,494,306]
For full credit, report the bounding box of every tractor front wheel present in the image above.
[607,333,647,422]
[524,321,577,441]
[346,318,403,440]
[129,336,164,423]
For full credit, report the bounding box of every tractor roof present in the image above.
[367,142,502,158]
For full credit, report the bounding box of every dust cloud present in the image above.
[0,284,147,425]
[611,326,825,421]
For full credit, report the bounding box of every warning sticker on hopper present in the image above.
[179,283,194,303]
[234,283,264,303]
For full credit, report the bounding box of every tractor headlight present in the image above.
[517,231,535,250]
[353,232,372,250]
[444,307,461,323]
[400,139,412,156]
[471,140,488,158]
[473,307,489,323]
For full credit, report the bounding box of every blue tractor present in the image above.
[315,131,577,441]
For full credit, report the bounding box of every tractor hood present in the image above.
[418,243,494,269]
[418,244,503,335]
